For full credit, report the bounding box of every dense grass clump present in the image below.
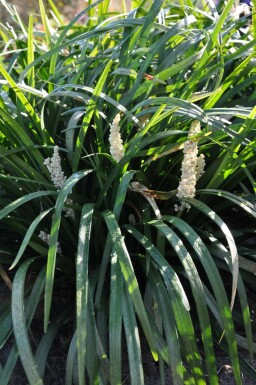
[0,0,256,384]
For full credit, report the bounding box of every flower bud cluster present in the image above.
[44,146,74,218]
[109,113,125,162]
[44,146,67,190]
[64,198,75,219]
[175,120,205,211]
[38,230,62,254]
[196,153,206,181]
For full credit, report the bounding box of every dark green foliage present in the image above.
[0,0,255,384]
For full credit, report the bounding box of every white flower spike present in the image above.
[109,113,125,162]
[176,120,205,211]
[44,146,74,219]
[44,146,67,190]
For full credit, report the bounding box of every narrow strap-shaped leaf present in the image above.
[236,276,254,361]
[95,327,110,382]
[137,0,164,48]
[214,330,256,381]
[47,0,65,25]
[25,266,46,326]
[210,240,254,366]
[47,84,142,144]
[204,110,256,191]
[0,345,19,385]
[121,15,196,106]
[124,224,190,309]
[44,169,93,331]
[182,0,235,100]
[147,268,183,385]
[148,222,212,384]
[98,0,110,15]
[157,49,204,82]
[76,203,94,385]
[132,0,147,7]
[12,259,43,385]
[84,288,99,384]
[113,171,137,218]
[103,210,158,361]
[98,175,137,381]
[27,14,35,88]
[20,0,105,81]
[0,311,12,348]
[109,251,123,385]
[39,0,52,49]
[198,189,256,218]
[73,60,113,171]
[0,191,56,221]
[164,216,243,385]
[10,208,53,269]
[185,198,238,310]
[1,265,46,384]
[0,62,40,127]
[65,332,77,385]
[0,137,46,174]
[65,111,86,165]
[95,170,136,307]
[122,284,144,385]
[34,322,60,378]
[236,353,256,381]
[204,52,255,109]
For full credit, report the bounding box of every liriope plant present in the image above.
[0,0,255,384]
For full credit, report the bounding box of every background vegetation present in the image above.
[0,0,255,384]
[1,0,130,23]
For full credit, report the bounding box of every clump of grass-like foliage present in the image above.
[0,0,256,384]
